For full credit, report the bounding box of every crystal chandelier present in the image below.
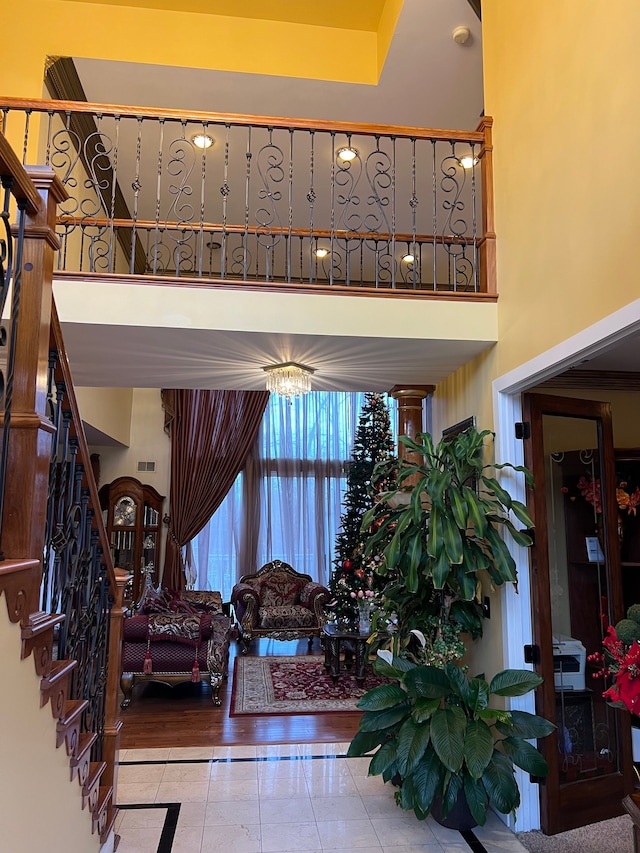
[263,362,315,400]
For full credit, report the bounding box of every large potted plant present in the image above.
[348,655,555,828]
[347,426,553,827]
[361,427,535,665]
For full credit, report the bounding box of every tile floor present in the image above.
[115,743,530,853]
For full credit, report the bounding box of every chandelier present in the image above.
[263,362,315,400]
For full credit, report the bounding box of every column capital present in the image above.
[389,385,434,400]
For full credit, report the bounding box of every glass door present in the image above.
[523,393,633,834]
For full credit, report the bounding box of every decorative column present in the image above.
[389,386,434,483]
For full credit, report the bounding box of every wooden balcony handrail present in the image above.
[57,215,479,246]
[0,95,487,145]
[0,133,42,215]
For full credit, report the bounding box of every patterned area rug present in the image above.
[230,655,383,716]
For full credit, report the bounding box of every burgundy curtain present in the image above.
[162,389,269,590]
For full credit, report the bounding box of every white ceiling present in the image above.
[60,322,495,391]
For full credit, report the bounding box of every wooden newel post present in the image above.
[102,568,130,796]
[476,116,496,295]
[389,386,434,487]
[1,167,66,618]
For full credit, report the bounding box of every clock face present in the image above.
[114,496,137,526]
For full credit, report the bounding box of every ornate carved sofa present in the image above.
[120,589,232,707]
[231,560,330,654]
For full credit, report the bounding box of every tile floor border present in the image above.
[116,803,180,853]
[120,753,353,766]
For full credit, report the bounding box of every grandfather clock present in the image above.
[99,476,165,602]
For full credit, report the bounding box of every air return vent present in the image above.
[137,461,156,473]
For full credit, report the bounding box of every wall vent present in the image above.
[137,461,156,473]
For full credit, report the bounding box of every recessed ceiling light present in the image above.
[402,253,415,263]
[192,133,215,150]
[314,247,330,258]
[460,155,478,169]
[337,147,358,162]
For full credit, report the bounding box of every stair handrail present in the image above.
[0,128,122,842]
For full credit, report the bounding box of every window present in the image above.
[191,391,396,598]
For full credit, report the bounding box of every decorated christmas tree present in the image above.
[328,393,396,628]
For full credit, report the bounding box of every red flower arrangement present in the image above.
[562,475,640,516]
[589,624,640,714]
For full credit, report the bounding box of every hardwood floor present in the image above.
[119,637,362,750]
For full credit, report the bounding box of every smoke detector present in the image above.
[452,26,471,45]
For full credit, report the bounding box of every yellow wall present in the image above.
[91,389,169,497]
[0,615,99,853]
[55,279,498,344]
[431,347,497,439]
[91,389,170,575]
[1,0,389,99]
[76,386,133,446]
[529,387,640,449]
[483,0,640,378]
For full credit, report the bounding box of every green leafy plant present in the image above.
[348,655,555,826]
[362,427,534,664]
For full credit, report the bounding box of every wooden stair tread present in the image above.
[95,785,113,816]
[41,658,76,686]
[56,698,89,751]
[22,612,64,639]
[82,760,107,796]
[100,804,119,845]
[92,786,114,837]
[40,657,76,712]
[0,558,40,576]
[70,732,98,768]
[57,698,88,727]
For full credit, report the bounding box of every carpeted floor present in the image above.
[517,815,634,853]
[230,654,384,716]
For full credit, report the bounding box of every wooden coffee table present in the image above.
[322,623,371,686]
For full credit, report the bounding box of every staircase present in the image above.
[0,134,125,850]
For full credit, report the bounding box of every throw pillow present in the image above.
[137,585,170,614]
[260,573,302,607]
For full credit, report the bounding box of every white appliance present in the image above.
[552,635,586,691]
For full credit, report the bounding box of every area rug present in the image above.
[516,815,633,853]
[230,655,384,716]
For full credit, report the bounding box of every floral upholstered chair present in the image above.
[231,560,330,653]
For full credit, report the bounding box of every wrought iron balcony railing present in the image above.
[1,98,495,293]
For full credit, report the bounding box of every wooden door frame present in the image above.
[523,393,632,834]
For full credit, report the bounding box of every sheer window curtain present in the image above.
[192,391,391,599]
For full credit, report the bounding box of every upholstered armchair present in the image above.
[231,560,330,653]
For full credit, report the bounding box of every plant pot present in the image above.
[430,792,478,831]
